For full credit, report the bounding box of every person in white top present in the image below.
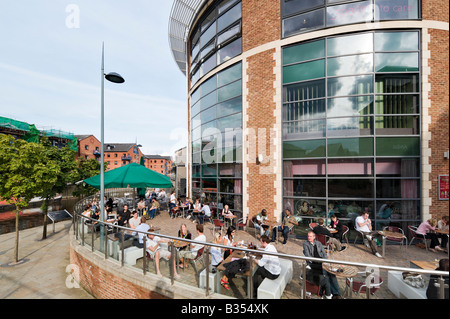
[355,210,382,258]
[145,231,180,279]
[252,235,281,298]
[132,216,150,248]
[178,224,206,269]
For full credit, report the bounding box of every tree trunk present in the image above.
[42,199,49,240]
[14,206,20,263]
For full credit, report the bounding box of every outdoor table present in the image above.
[327,227,338,234]
[410,260,439,271]
[377,230,408,257]
[224,214,237,228]
[217,249,257,298]
[322,262,359,298]
[262,220,278,233]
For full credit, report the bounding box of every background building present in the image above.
[143,154,173,176]
[169,0,449,236]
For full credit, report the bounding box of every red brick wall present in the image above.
[428,28,449,220]
[422,0,449,23]
[242,0,280,52]
[70,247,167,299]
[77,135,101,161]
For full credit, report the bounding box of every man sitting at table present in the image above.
[145,231,180,279]
[147,198,160,220]
[271,208,298,245]
[178,224,206,269]
[253,209,269,237]
[252,235,281,298]
[312,218,345,252]
[197,202,212,224]
[303,231,342,299]
[355,210,382,258]
[132,216,150,248]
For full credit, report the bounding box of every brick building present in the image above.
[169,0,449,234]
[76,135,101,161]
[143,155,173,176]
[104,143,144,171]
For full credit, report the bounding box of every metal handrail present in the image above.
[73,209,449,299]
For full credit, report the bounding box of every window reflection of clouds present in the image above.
[327,53,373,77]
[327,33,373,56]
[374,32,419,52]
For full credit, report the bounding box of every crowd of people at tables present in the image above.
[80,193,448,298]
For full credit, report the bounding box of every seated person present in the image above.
[147,198,160,220]
[426,258,449,299]
[416,219,444,252]
[137,198,146,215]
[436,216,449,251]
[303,231,341,299]
[131,216,150,247]
[271,208,298,245]
[211,232,225,273]
[329,214,344,243]
[253,209,269,236]
[221,204,233,220]
[312,218,345,252]
[178,224,206,269]
[197,202,212,224]
[251,235,281,298]
[145,231,180,279]
[355,210,382,258]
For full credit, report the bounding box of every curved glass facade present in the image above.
[190,0,242,87]
[191,62,243,210]
[282,30,421,233]
[282,0,420,38]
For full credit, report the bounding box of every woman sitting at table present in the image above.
[211,232,225,273]
[329,214,344,243]
[223,226,236,260]
[416,219,444,252]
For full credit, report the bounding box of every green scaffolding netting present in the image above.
[0,116,31,131]
[23,124,40,143]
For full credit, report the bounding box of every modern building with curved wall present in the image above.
[169,0,449,236]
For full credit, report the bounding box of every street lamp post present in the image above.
[100,42,124,247]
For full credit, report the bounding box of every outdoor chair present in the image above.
[213,219,225,236]
[408,225,428,250]
[315,233,332,254]
[236,216,247,231]
[342,225,349,245]
[353,226,366,245]
[345,271,384,297]
[145,251,168,274]
[383,225,407,247]
[309,222,317,230]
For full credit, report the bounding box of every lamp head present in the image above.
[105,72,125,83]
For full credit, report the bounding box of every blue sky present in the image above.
[0,0,187,156]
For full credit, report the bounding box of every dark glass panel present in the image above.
[283,8,325,37]
[283,40,325,65]
[376,137,420,156]
[283,0,325,16]
[375,116,419,135]
[284,179,326,197]
[328,179,374,198]
[327,137,374,157]
[283,139,326,158]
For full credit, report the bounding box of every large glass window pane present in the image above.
[375,74,419,93]
[327,96,373,117]
[202,164,217,177]
[218,79,242,102]
[220,178,242,193]
[376,137,420,156]
[375,94,419,114]
[283,59,325,84]
[376,179,419,198]
[284,159,326,177]
[217,112,242,132]
[328,179,374,198]
[217,23,241,45]
[222,129,242,147]
[328,199,373,219]
[283,79,326,102]
[219,163,242,177]
[376,158,419,177]
[201,53,217,77]
[201,75,218,97]
[219,0,239,14]
[201,105,217,124]
[192,152,201,164]
[375,52,419,72]
[283,40,325,65]
[284,179,327,197]
[375,200,420,221]
[283,119,326,139]
[222,145,242,163]
[200,41,215,59]
[217,2,242,32]
[283,99,326,121]
[374,0,419,21]
[283,139,326,158]
[375,116,419,135]
[328,158,373,176]
[219,194,242,210]
[192,165,201,178]
[192,139,201,154]
[283,8,325,37]
[286,198,327,218]
[200,21,217,48]
[327,33,373,56]
[217,96,242,118]
[327,74,373,97]
[192,126,201,141]
[201,9,216,32]
[192,102,201,118]
[202,178,218,190]
[327,117,373,137]
[327,137,374,157]
[200,91,217,111]
[218,37,242,64]
[374,31,419,52]
[218,62,242,87]
[283,0,324,16]
[327,53,373,76]
[326,1,372,26]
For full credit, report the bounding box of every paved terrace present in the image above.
[0,210,446,299]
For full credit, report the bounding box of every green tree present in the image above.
[37,137,78,239]
[71,158,102,198]
[0,134,50,263]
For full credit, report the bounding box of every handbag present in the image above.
[402,271,426,289]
